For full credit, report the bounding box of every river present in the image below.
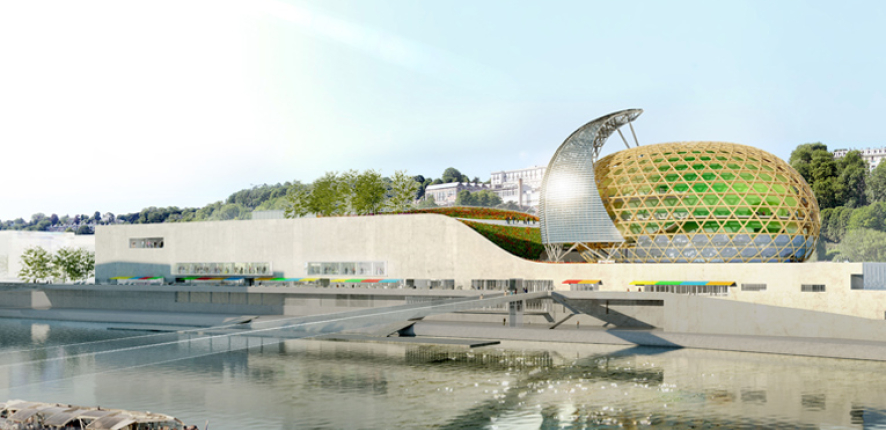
[1,318,885,429]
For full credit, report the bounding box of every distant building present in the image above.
[424,182,490,206]
[489,166,546,209]
[490,166,546,189]
[834,147,886,170]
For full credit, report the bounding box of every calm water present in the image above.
[1,319,886,429]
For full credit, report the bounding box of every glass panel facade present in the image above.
[539,110,638,245]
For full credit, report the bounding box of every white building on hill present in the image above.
[834,147,886,170]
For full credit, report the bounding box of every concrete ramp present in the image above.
[242,292,548,337]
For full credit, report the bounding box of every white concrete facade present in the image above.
[490,166,546,189]
[94,215,886,321]
[0,231,95,282]
[834,147,886,170]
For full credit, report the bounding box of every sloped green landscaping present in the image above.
[460,220,545,260]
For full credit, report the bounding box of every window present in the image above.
[307,261,386,276]
[851,274,864,290]
[801,284,826,292]
[741,283,767,292]
[130,237,164,248]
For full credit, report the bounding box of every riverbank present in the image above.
[3,306,886,362]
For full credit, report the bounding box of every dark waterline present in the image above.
[2,318,886,429]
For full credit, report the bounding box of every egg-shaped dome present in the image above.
[594,142,820,263]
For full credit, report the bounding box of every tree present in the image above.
[789,142,829,184]
[455,190,475,206]
[349,170,387,215]
[311,172,348,216]
[441,167,464,183]
[50,214,59,226]
[218,203,243,220]
[417,194,438,208]
[847,202,886,231]
[868,162,886,204]
[19,246,56,283]
[456,189,503,207]
[76,225,92,235]
[835,228,886,262]
[73,215,80,225]
[93,211,102,223]
[474,190,503,207]
[386,170,421,212]
[837,150,868,208]
[284,182,312,218]
[53,247,79,283]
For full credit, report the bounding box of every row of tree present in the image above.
[284,170,420,217]
[0,212,105,234]
[0,167,485,230]
[18,246,96,283]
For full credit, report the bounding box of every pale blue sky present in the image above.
[1,0,885,219]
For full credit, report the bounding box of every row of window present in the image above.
[175,262,272,276]
[306,261,386,276]
[130,237,164,248]
[739,283,827,292]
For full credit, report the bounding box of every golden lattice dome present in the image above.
[594,141,820,263]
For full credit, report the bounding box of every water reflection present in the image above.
[0,320,885,429]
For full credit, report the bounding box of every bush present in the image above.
[401,207,539,222]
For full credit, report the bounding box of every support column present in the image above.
[508,300,524,327]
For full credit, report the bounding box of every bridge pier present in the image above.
[508,300,524,327]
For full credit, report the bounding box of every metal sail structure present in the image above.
[539,109,643,262]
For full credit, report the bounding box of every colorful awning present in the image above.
[629,280,736,286]
[562,279,602,285]
[111,276,163,280]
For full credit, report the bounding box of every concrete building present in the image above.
[490,166,546,209]
[423,182,490,206]
[490,166,546,189]
[0,231,95,283]
[834,147,886,170]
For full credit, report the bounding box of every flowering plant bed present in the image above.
[402,207,538,222]
[461,221,545,260]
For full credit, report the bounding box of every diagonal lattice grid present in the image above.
[594,141,820,263]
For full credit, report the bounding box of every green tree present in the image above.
[835,228,886,262]
[349,170,387,215]
[847,203,886,231]
[442,167,464,183]
[867,162,886,203]
[789,142,829,184]
[218,203,244,220]
[455,190,475,206]
[52,247,94,283]
[837,150,868,208]
[387,170,421,212]
[311,172,349,216]
[417,194,438,208]
[18,246,56,283]
[283,181,312,218]
[474,190,503,207]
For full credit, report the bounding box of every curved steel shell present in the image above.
[595,141,820,263]
[539,109,641,245]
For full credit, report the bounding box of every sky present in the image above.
[1,0,885,220]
